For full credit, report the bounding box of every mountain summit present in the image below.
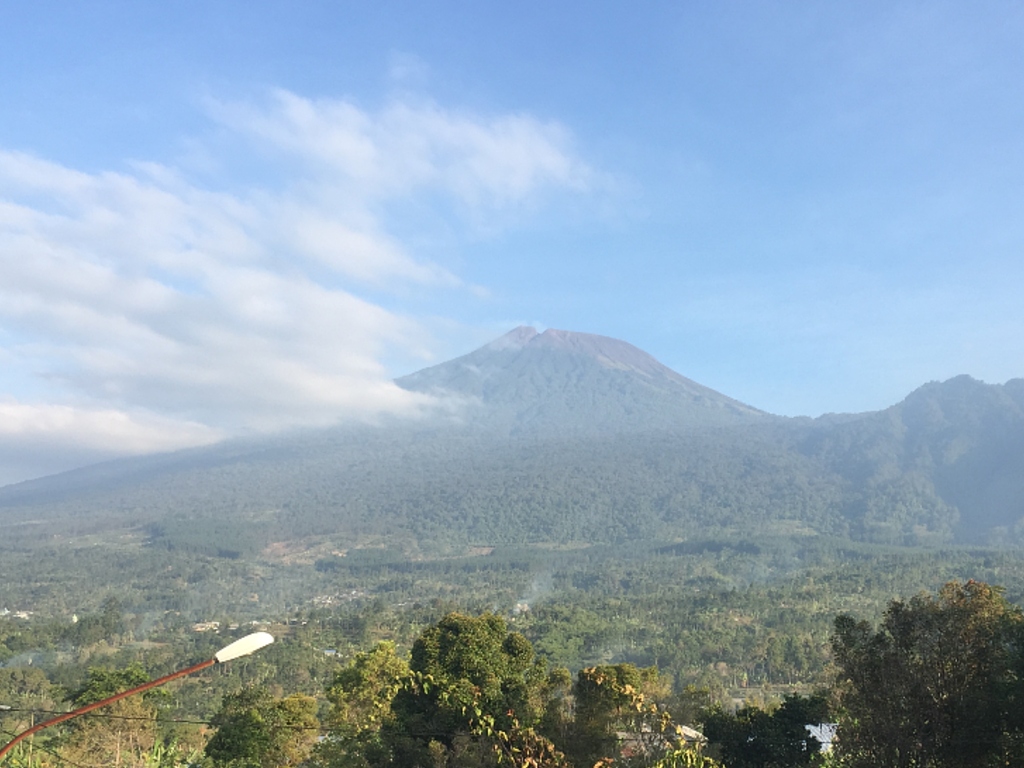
[1,326,1022,553]
[397,326,766,434]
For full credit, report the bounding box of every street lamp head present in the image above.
[214,632,275,663]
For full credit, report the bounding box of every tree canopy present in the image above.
[206,686,318,768]
[831,580,1024,768]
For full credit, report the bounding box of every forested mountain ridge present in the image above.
[789,374,1024,543]
[0,328,1022,552]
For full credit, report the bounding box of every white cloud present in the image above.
[209,90,594,207]
[0,90,595,483]
[0,399,223,487]
[0,399,221,452]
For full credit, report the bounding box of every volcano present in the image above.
[397,327,766,435]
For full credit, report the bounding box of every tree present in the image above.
[206,686,318,768]
[568,663,672,768]
[650,743,725,768]
[702,694,830,768]
[58,664,157,768]
[318,613,568,768]
[0,667,56,734]
[831,580,1023,768]
[317,641,410,768]
[391,618,548,749]
[409,613,548,725]
[62,596,125,647]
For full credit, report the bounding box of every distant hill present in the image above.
[791,374,1024,543]
[1,328,1023,552]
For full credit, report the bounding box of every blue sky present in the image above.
[2,2,1024,484]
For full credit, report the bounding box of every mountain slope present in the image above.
[1,329,1023,552]
[793,375,1024,543]
[0,328,802,551]
[397,326,767,435]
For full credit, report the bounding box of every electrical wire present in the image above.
[1,705,322,731]
[0,726,93,768]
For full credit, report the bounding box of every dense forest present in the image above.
[3,578,1024,766]
[3,332,1024,554]
[4,328,1024,764]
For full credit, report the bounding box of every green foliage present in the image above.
[326,642,409,730]
[0,744,50,768]
[61,596,124,647]
[68,662,150,707]
[205,686,319,768]
[460,706,570,768]
[386,613,553,765]
[11,577,1024,768]
[143,738,205,768]
[57,664,160,767]
[318,642,410,767]
[0,666,54,711]
[831,580,1024,767]
[702,694,830,768]
[563,663,676,767]
[10,371,1024,559]
[651,743,725,768]
[318,614,575,767]
[408,613,547,726]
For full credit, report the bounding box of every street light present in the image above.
[0,631,274,761]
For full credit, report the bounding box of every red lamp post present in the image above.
[0,631,274,761]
